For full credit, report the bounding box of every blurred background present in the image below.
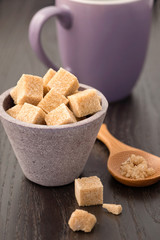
[0,0,59,93]
[0,0,159,94]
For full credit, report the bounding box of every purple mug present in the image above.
[29,0,153,102]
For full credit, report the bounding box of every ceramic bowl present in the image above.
[0,84,108,186]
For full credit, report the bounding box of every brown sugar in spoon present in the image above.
[97,124,160,187]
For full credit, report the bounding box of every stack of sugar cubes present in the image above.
[7,68,102,125]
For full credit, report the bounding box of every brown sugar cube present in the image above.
[45,103,77,126]
[16,103,46,124]
[47,67,79,96]
[38,88,68,114]
[75,176,103,206]
[72,90,81,94]
[68,89,102,118]
[68,209,97,232]
[10,86,18,104]
[102,204,122,215]
[6,104,23,119]
[43,68,56,95]
[16,74,43,105]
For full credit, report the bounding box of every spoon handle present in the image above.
[97,124,129,155]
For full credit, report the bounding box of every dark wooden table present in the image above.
[0,0,160,239]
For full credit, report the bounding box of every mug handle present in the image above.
[28,6,72,71]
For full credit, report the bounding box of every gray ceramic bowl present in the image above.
[0,84,108,186]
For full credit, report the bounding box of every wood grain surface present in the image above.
[0,0,160,239]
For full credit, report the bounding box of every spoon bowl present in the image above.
[97,124,160,187]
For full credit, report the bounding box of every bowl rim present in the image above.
[0,83,108,129]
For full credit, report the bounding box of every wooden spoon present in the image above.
[97,124,160,187]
